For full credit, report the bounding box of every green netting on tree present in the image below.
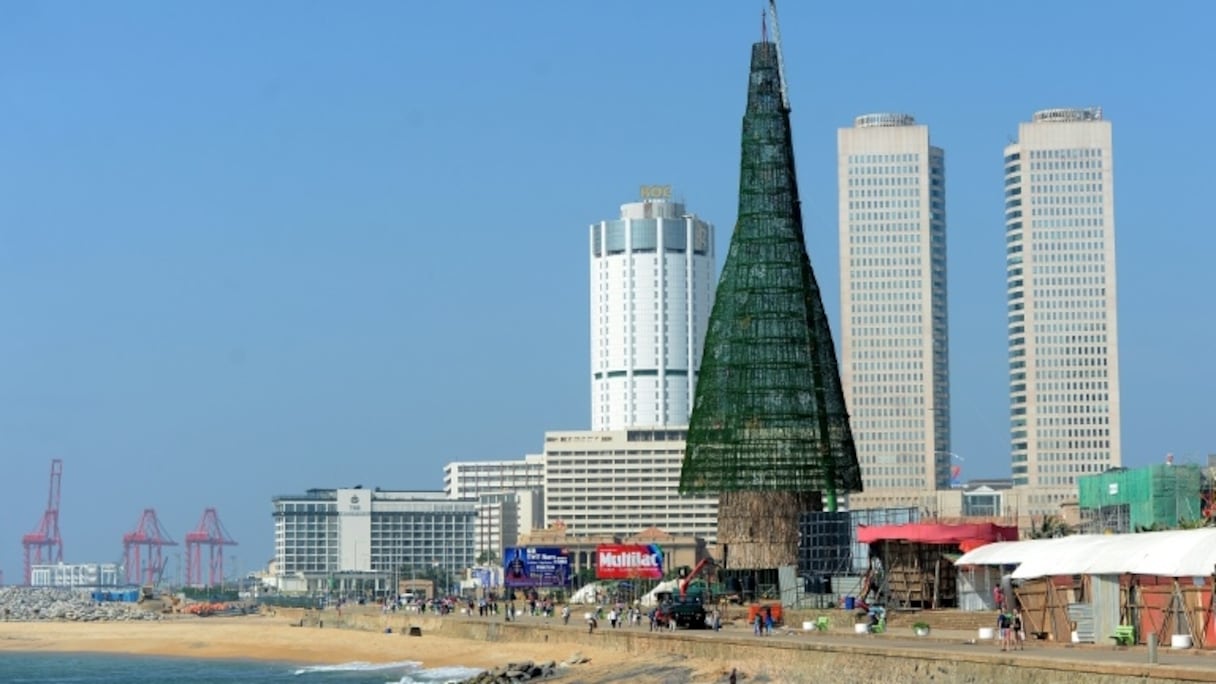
[680,43,862,499]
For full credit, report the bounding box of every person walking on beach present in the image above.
[561,604,571,626]
[587,613,598,634]
[1012,608,1025,650]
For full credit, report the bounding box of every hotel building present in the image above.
[589,191,715,430]
[541,428,718,542]
[270,488,475,595]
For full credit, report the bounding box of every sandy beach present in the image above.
[0,614,605,666]
[0,613,741,682]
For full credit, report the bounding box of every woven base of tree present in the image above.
[718,490,821,569]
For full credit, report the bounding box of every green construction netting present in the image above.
[680,42,862,500]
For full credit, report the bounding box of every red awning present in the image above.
[959,538,993,553]
[857,522,1018,545]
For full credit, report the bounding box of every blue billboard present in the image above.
[503,546,570,588]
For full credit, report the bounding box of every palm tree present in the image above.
[1026,515,1072,539]
[1174,517,1212,530]
[1134,522,1169,533]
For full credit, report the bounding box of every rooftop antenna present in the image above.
[768,0,791,112]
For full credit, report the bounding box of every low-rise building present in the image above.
[30,563,121,588]
[542,428,718,541]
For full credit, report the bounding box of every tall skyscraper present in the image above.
[837,113,951,492]
[1004,108,1121,488]
[589,191,715,430]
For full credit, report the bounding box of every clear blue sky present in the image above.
[2,1,1213,581]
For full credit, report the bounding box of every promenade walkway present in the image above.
[437,607,1216,681]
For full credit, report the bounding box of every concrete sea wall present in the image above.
[280,608,1208,683]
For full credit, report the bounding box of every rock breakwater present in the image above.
[455,653,590,683]
[0,587,163,622]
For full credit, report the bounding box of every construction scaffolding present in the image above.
[1079,503,1131,535]
[848,507,919,574]
[680,39,861,502]
[681,28,861,570]
[1078,464,1203,533]
[870,541,959,610]
[797,512,853,577]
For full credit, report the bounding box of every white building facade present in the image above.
[443,455,545,501]
[838,113,951,492]
[589,191,715,430]
[541,428,718,541]
[1004,108,1122,488]
[30,563,122,588]
[443,456,545,561]
[271,488,475,594]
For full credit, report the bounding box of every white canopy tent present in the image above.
[955,528,1216,579]
[640,579,680,607]
[570,582,602,604]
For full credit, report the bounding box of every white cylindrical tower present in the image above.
[589,192,715,430]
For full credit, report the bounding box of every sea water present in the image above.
[0,652,484,684]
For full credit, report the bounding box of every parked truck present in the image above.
[653,556,717,629]
[655,595,708,629]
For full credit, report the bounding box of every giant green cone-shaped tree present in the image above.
[680,42,862,569]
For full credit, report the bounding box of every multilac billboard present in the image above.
[595,544,664,580]
[503,546,570,588]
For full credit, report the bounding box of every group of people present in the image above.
[581,601,726,633]
[753,606,776,635]
[585,603,643,633]
[997,608,1025,651]
[993,586,1025,651]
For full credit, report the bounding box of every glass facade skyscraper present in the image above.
[838,113,951,492]
[1003,108,1122,488]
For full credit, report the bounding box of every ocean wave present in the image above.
[386,666,486,684]
[292,659,422,675]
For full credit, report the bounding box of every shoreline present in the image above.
[10,607,1211,684]
[0,614,638,681]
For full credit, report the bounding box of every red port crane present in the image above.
[123,509,177,586]
[185,508,238,587]
[22,459,64,585]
